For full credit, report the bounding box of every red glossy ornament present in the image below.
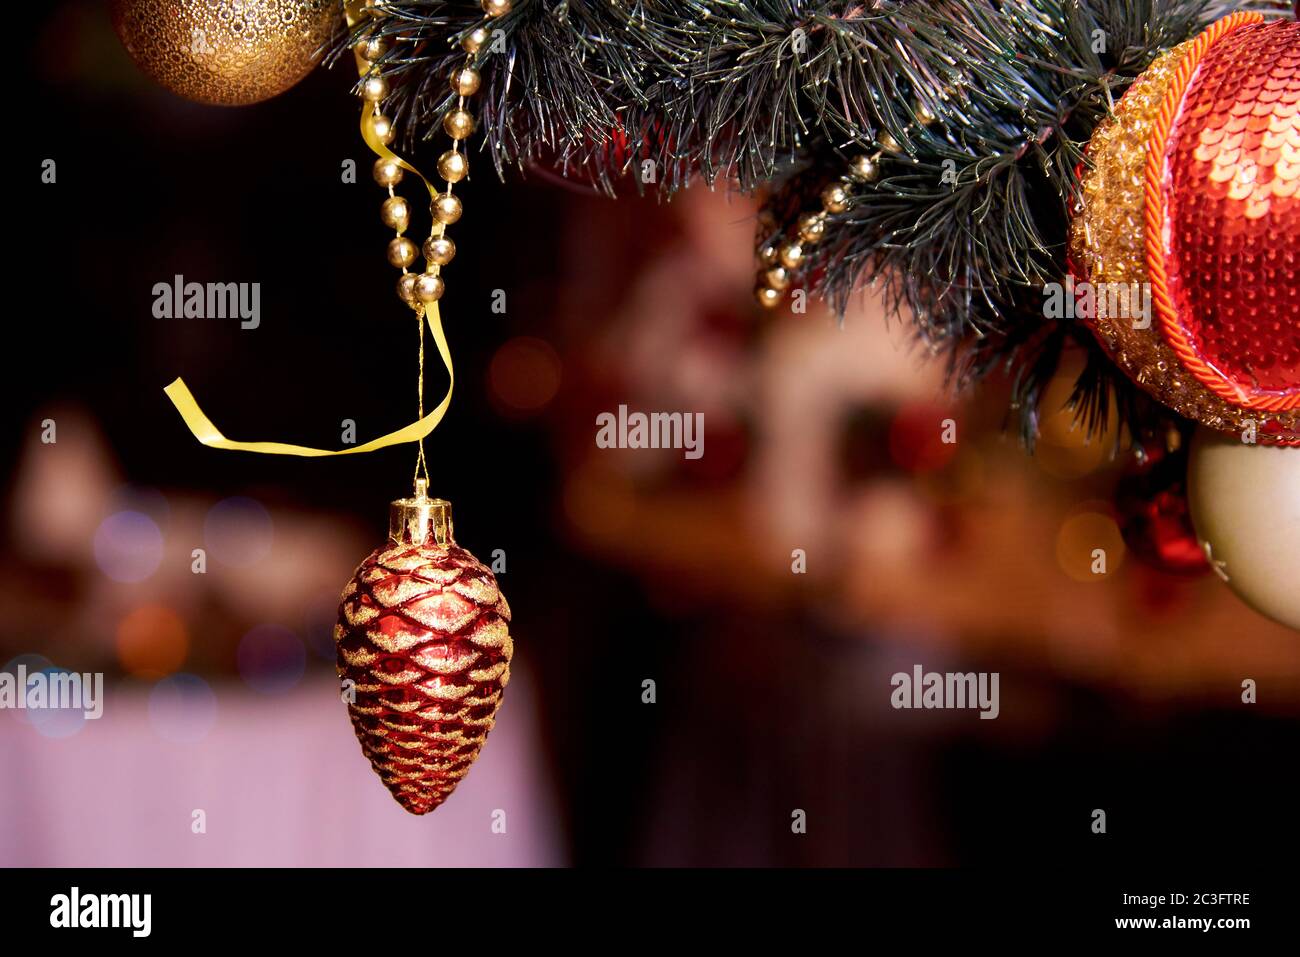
[1114,440,1209,576]
[335,491,512,814]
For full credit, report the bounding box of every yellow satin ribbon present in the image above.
[165,86,455,458]
[164,302,452,456]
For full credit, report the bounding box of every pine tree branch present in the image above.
[334,0,1290,444]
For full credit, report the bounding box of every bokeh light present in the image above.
[93,510,163,583]
[26,668,91,740]
[204,496,273,567]
[1056,508,1126,583]
[1033,362,1119,480]
[148,673,218,745]
[115,604,189,678]
[237,624,306,694]
[488,336,562,415]
[1035,416,1111,479]
[2,654,52,726]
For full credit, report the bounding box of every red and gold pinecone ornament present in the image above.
[335,486,512,814]
[1069,13,1300,444]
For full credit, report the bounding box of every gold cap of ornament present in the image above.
[389,479,454,547]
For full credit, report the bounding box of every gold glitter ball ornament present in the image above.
[111,0,339,106]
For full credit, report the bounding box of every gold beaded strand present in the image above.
[355,1,509,312]
[754,100,940,309]
[161,2,507,466]
[350,0,511,485]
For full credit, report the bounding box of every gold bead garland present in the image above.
[161,1,509,462]
[356,0,511,310]
[754,101,938,309]
[352,0,510,487]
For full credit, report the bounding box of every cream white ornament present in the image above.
[1187,429,1300,632]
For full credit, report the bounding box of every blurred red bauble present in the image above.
[1114,440,1208,576]
[335,492,512,815]
[888,403,959,473]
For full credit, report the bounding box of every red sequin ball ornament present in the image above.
[335,489,512,814]
[1069,14,1300,444]
[1155,17,1300,416]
